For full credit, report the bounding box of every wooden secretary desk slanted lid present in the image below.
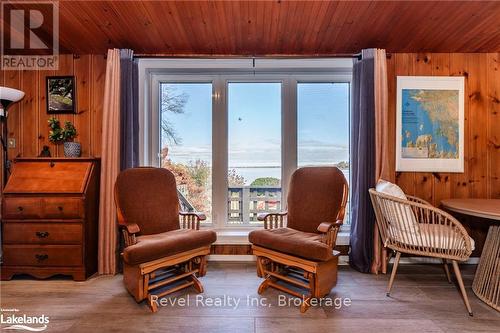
[1,157,100,281]
[4,158,94,194]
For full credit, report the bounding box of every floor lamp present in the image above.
[0,86,25,187]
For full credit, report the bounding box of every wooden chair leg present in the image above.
[300,272,316,313]
[386,251,401,296]
[451,260,473,316]
[300,298,311,313]
[442,259,452,283]
[191,274,204,293]
[258,277,272,295]
[256,256,264,278]
[198,256,207,277]
[148,294,158,313]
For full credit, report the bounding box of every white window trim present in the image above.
[138,58,352,243]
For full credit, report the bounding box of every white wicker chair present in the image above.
[369,188,474,316]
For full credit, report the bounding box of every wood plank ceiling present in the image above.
[3,0,500,55]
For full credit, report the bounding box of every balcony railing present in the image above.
[227,184,350,226]
[228,185,281,224]
[178,183,350,226]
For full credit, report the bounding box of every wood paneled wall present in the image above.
[387,53,500,256]
[387,53,500,205]
[1,54,106,157]
[0,54,106,187]
[3,53,497,199]
[1,52,498,256]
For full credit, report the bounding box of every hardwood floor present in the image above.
[1,263,499,332]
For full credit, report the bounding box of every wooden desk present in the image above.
[441,199,500,312]
[1,158,99,281]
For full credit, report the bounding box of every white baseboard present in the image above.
[208,254,479,265]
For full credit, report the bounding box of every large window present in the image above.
[228,83,282,224]
[297,82,350,224]
[145,60,351,230]
[159,83,213,222]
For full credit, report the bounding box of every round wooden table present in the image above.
[441,199,500,312]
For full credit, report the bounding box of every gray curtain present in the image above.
[349,49,376,273]
[117,49,138,273]
[119,49,139,170]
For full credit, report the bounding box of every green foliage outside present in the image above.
[250,177,280,186]
[188,159,210,188]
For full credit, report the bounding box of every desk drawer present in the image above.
[43,198,84,219]
[2,197,84,219]
[2,223,82,244]
[2,198,42,219]
[2,245,82,267]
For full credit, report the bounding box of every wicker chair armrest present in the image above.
[369,189,473,260]
[179,212,206,230]
[257,212,287,229]
[406,195,432,206]
[417,205,473,254]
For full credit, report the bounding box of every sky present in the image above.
[160,82,349,182]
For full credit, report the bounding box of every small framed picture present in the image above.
[46,76,76,114]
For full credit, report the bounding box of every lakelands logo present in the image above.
[0,309,49,332]
[1,1,59,70]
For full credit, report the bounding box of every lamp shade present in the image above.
[0,86,25,118]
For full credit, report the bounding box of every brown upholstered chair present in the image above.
[115,167,216,312]
[249,166,349,312]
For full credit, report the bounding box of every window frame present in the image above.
[140,59,352,233]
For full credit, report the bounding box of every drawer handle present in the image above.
[58,206,64,211]
[17,206,24,212]
[35,254,49,262]
[36,231,50,238]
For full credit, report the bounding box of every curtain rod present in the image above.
[133,53,391,59]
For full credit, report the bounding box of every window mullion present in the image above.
[212,75,228,229]
[282,76,297,209]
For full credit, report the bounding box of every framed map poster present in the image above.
[396,76,464,172]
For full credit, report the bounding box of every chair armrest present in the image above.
[318,220,343,248]
[317,220,343,233]
[257,212,287,229]
[417,205,474,256]
[116,201,140,246]
[123,223,140,234]
[179,211,206,230]
[257,211,287,221]
[369,189,473,260]
[180,211,207,221]
[406,195,432,206]
[119,223,140,247]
